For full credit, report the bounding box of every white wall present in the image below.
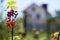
[26,4,47,25]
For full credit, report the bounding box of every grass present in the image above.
[8,32,48,40]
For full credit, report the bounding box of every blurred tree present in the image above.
[14,18,24,34]
[0,13,11,40]
[55,11,60,31]
[50,11,60,33]
[56,11,60,17]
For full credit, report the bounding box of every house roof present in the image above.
[23,3,49,15]
[23,3,41,13]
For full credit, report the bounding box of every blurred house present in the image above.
[23,3,51,33]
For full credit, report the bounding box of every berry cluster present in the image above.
[6,9,18,28]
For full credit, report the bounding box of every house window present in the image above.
[32,7,35,11]
[36,14,40,19]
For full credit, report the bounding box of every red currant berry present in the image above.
[7,12,11,17]
[8,17,10,19]
[10,9,14,13]
[7,19,10,22]
[6,22,10,27]
[13,26,16,28]
[12,21,15,26]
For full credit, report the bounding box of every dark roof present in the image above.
[23,3,40,13]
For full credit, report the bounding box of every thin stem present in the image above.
[12,16,13,40]
[12,27,13,40]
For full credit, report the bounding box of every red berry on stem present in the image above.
[10,9,14,13]
[8,17,10,19]
[6,22,10,27]
[13,21,16,25]
[7,18,11,22]
[10,12,13,15]
[6,9,18,29]
[10,21,12,26]
[10,21,15,26]
[7,12,11,17]
[13,26,16,28]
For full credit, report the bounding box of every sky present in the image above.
[0,0,60,19]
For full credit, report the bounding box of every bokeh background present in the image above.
[0,0,60,40]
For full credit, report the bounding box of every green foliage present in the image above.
[50,11,60,33]
[56,11,60,17]
[0,10,60,40]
